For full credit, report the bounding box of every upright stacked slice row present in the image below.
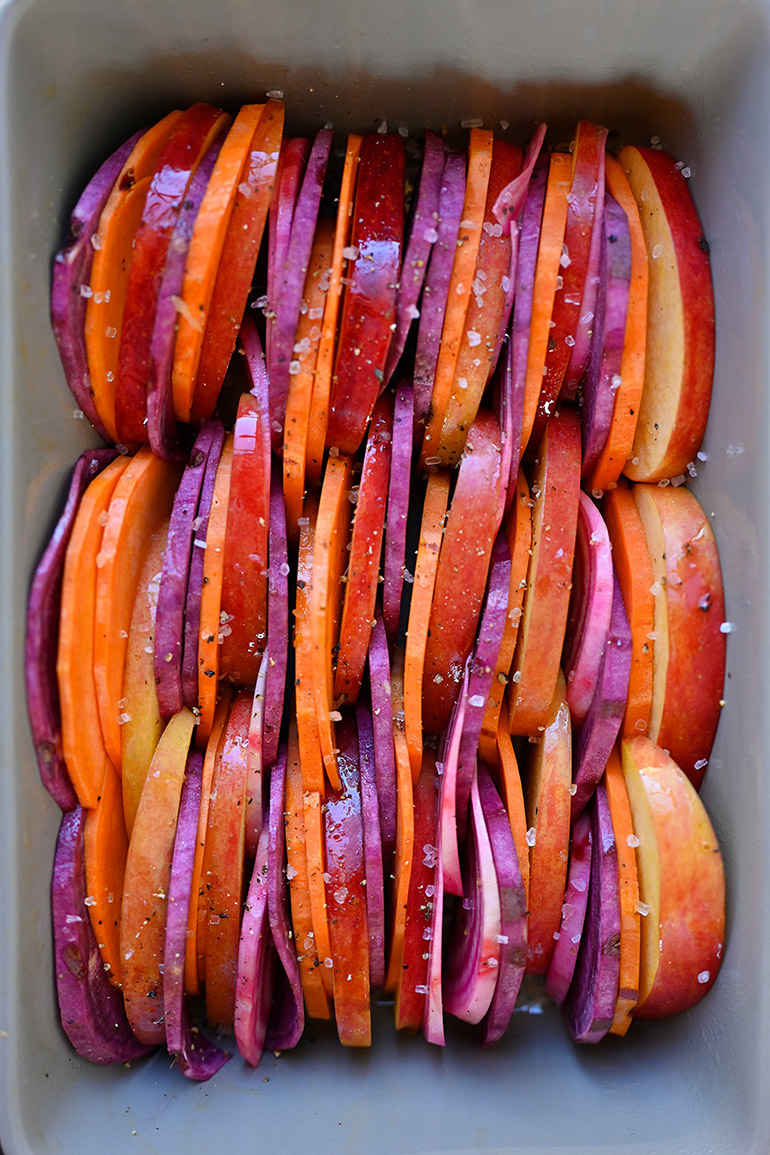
[27,102,726,1081]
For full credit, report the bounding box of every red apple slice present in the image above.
[334,395,393,705]
[115,103,229,444]
[218,383,271,687]
[541,121,607,408]
[326,133,404,454]
[422,410,504,734]
[120,707,196,1044]
[509,407,581,736]
[621,736,725,1019]
[633,482,726,787]
[618,145,715,482]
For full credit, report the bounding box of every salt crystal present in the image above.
[487,957,499,968]
[627,834,640,848]
[79,284,93,298]
[458,377,468,391]
[105,326,117,339]
[611,374,622,391]
[406,304,420,320]
[334,886,348,904]
[635,901,651,916]
[652,243,663,260]
[460,118,484,129]
[289,360,301,376]
[697,450,709,462]
[398,125,409,137]
[560,244,571,268]
[697,970,710,983]
[555,275,564,290]
[650,581,662,596]
[422,927,432,941]
[329,710,342,722]
[324,957,334,968]
[694,758,709,771]
[720,621,734,634]
[526,826,537,847]
[568,783,577,796]
[512,670,522,683]
[266,89,284,99]
[322,872,332,884]
[342,245,359,261]
[499,119,510,131]
[494,934,509,945]
[377,120,388,134]
[681,167,692,179]
[468,693,485,708]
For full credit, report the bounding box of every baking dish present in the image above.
[1,0,768,1150]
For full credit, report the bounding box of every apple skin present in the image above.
[618,146,715,483]
[422,410,503,734]
[508,407,581,736]
[621,735,725,1020]
[633,483,726,788]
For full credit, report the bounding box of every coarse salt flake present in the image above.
[697,970,710,984]
[627,834,640,848]
[720,621,734,634]
[526,826,537,847]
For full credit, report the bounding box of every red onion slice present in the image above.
[563,783,621,1043]
[581,191,633,478]
[181,420,225,709]
[544,810,593,1006]
[266,137,310,375]
[368,614,397,864]
[477,764,527,1046]
[147,132,225,460]
[444,768,502,1025]
[264,463,289,766]
[268,129,333,449]
[562,491,614,727]
[382,381,414,643]
[234,825,276,1067]
[51,806,151,1064]
[51,129,143,441]
[26,448,119,811]
[492,123,548,229]
[510,154,549,455]
[571,576,632,819]
[265,746,305,1050]
[439,665,469,898]
[423,766,446,1046]
[356,696,386,989]
[455,532,511,839]
[164,751,231,1080]
[245,650,269,860]
[395,751,440,1030]
[155,421,222,717]
[413,151,466,423]
[564,128,608,393]
[384,130,445,384]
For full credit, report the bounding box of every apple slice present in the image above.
[326,133,404,454]
[218,382,271,687]
[422,410,504,734]
[509,407,581,736]
[120,707,196,1044]
[617,145,715,482]
[334,395,393,705]
[634,482,726,787]
[121,516,168,835]
[115,103,229,444]
[542,121,607,408]
[621,736,725,1019]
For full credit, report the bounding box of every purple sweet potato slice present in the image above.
[51,130,144,442]
[26,448,119,811]
[52,806,152,1064]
